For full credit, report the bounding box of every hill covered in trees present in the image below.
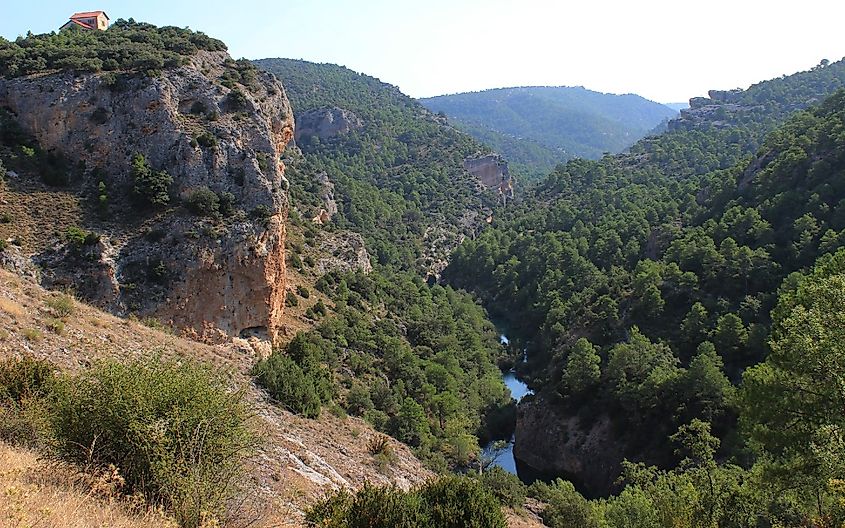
[444,57,845,520]
[255,58,500,273]
[420,86,678,180]
[247,59,520,473]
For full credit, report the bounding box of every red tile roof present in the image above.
[70,11,109,20]
[66,18,95,29]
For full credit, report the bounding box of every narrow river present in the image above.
[482,333,532,475]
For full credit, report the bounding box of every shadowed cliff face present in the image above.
[0,50,295,342]
[514,395,626,497]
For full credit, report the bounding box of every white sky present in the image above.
[5,0,845,103]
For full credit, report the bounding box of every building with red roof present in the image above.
[60,11,110,31]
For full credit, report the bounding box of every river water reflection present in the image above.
[482,333,533,476]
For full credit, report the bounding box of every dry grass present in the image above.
[0,182,83,254]
[0,442,176,528]
[21,328,42,342]
[0,297,25,318]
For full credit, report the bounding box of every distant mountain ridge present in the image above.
[420,86,678,180]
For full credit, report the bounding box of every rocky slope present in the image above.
[0,268,547,526]
[0,50,293,342]
[0,269,431,525]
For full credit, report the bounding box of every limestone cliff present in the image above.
[294,106,363,144]
[464,154,515,203]
[514,395,626,497]
[464,154,510,188]
[0,51,294,341]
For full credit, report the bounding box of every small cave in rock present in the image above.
[239,326,269,341]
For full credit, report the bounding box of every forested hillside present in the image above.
[255,58,499,272]
[420,86,678,180]
[444,58,845,520]
[244,59,520,473]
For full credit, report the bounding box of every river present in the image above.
[482,333,533,476]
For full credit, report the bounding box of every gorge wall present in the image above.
[0,50,294,341]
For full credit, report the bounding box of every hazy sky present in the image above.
[3,0,845,103]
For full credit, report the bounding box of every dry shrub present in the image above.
[0,442,176,528]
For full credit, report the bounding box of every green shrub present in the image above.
[345,383,374,416]
[45,293,75,318]
[97,180,109,217]
[307,484,426,528]
[49,358,253,527]
[0,396,51,447]
[297,285,311,298]
[288,252,303,270]
[477,467,527,508]
[530,479,600,528]
[0,354,56,403]
[252,351,332,418]
[218,191,236,217]
[131,154,172,208]
[256,152,271,173]
[22,328,43,342]
[184,186,220,217]
[420,476,507,528]
[305,299,328,320]
[195,131,218,148]
[0,355,55,448]
[250,204,272,220]
[45,318,65,335]
[227,89,249,112]
[305,477,506,528]
[285,290,299,307]
[65,226,99,249]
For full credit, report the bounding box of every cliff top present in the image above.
[0,19,228,78]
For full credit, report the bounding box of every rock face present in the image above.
[0,51,295,341]
[464,154,510,188]
[670,88,762,131]
[294,106,362,143]
[464,154,515,203]
[310,171,338,225]
[513,395,626,497]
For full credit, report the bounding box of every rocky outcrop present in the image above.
[310,171,338,225]
[314,230,372,275]
[464,154,510,188]
[464,154,515,203]
[670,88,763,131]
[0,51,294,341]
[513,395,627,497]
[295,106,362,144]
